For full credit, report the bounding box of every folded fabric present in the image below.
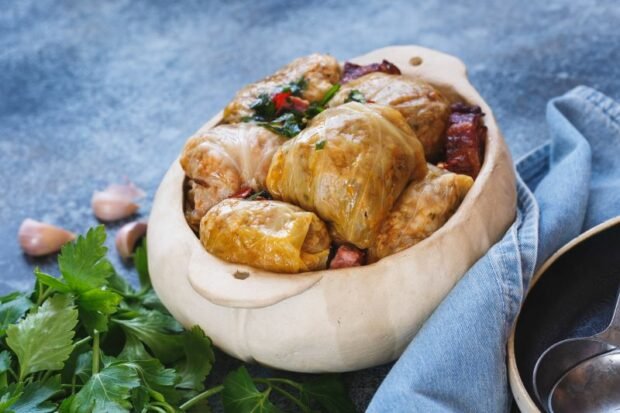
[367,86,620,412]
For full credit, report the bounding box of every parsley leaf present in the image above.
[0,389,21,411]
[6,294,78,381]
[0,294,32,337]
[222,366,282,413]
[300,375,357,413]
[281,77,307,96]
[259,112,305,138]
[133,240,150,290]
[70,363,140,413]
[9,375,62,413]
[0,351,11,374]
[107,270,135,298]
[77,289,122,334]
[249,94,276,121]
[0,351,11,390]
[175,326,214,391]
[33,270,71,294]
[345,90,366,103]
[34,227,120,334]
[58,226,114,292]
[315,140,327,150]
[112,308,184,364]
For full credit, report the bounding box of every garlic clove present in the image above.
[91,182,145,222]
[115,221,148,259]
[18,219,76,256]
[91,190,139,221]
[105,182,146,200]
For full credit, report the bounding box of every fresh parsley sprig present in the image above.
[0,226,356,412]
[244,80,342,139]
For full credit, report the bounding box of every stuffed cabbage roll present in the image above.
[329,73,450,161]
[200,199,331,273]
[222,53,341,123]
[368,165,474,262]
[266,102,427,249]
[181,123,285,229]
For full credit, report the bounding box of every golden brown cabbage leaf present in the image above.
[329,72,450,161]
[266,102,427,249]
[222,53,341,123]
[200,199,331,273]
[180,123,285,228]
[369,165,474,262]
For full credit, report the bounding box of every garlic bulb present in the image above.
[18,219,76,256]
[91,182,145,221]
[115,221,147,259]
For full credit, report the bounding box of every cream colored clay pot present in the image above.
[148,45,517,373]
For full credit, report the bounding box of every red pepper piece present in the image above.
[272,91,292,112]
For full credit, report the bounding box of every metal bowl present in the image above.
[508,216,620,411]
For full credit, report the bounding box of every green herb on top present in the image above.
[257,112,305,138]
[247,190,272,201]
[319,83,341,106]
[315,140,327,150]
[243,81,342,139]
[280,77,308,97]
[345,90,366,104]
[249,94,277,121]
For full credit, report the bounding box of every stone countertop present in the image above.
[1,0,618,411]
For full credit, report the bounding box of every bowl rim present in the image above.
[507,215,620,413]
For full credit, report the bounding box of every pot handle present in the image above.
[186,243,324,309]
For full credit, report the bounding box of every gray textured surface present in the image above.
[0,0,618,411]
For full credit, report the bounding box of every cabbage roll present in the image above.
[180,123,285,229]
[200,199,331,273]
[368,165,473,262]
[329,73,450,161]
[266,102,427,249]
[222,53,341,123]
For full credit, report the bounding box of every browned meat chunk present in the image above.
[330,245,366,269]
[341,59,401,83]
[444,103,486,178]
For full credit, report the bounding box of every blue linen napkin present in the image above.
[367,86,620,412]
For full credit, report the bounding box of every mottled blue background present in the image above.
[1,0,618,410]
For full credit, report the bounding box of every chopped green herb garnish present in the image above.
[319,83,341,106]
[247,190,272,200]
[0,225,355,412]
[315,140,327,150]
[258,112,305,138]
[281,77,308,96]
[243,81,342,139]
[249,93,276,121]
[345,89,366,103]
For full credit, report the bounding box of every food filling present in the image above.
[180,54,486,273]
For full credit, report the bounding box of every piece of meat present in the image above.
[341,60,401,83]
[230,187,254,199]
[329,244,366,269]
[443,103,486,178]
